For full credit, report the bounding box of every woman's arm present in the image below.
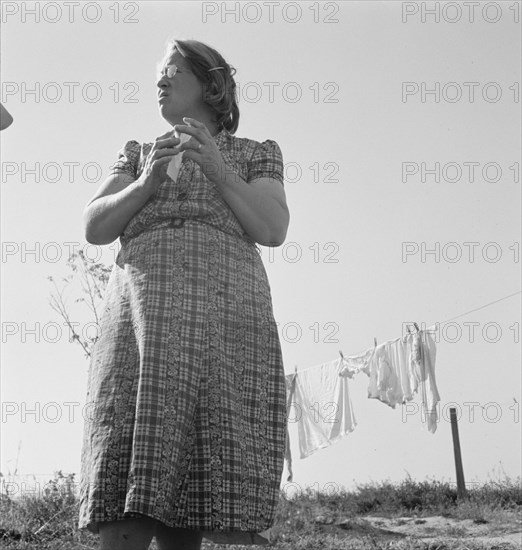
[173,120,289,247]
[213,172,290,247]
[84,133,180,245]
[83,173,152,245]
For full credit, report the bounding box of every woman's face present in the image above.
[156,50,207,126]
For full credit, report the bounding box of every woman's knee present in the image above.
[99,516,156,550]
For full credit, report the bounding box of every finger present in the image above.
[157,130,173,140]
[155,155,178,165]
[152,147,181,160]
[183,117,211,137]
[181,150,196,162]
[177,140,200,154]
[173,124,199,138]
[154,156,179,173]
[156,129,179,141]
[182,147,204,160]
[182,117,204,128]
[153,137,180,150]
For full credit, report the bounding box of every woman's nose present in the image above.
[157,75,169,89]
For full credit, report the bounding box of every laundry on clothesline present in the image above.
[283,329,440,480]
[338,345,376,378]
[284,370,298,482]
[359,330,440,433]
[288,357,357,460]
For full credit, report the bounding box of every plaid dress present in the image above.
[78,128,287,544]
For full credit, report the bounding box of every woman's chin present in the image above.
[158,104,182,117]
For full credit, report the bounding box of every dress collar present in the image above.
[213,126,230,146]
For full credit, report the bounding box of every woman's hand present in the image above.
[136,130,180,197]
[173,117,227,185]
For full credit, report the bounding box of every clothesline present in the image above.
[283,291,520,482]
[435,290,521,325]
[284,329,439,481]
[290,290,521,376]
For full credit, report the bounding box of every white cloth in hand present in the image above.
[166,131,191,182]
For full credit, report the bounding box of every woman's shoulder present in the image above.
[128,140,153,169]
[229,132,280,148]
[227,132,283,161]
[117,139,142,154]
[109,139,143,178]
[113,139,155,180]
[228,133,284,184]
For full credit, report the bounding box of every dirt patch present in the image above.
[313,509,522,547]
[365,513,521,546]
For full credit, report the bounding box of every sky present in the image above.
[1,1,521,501]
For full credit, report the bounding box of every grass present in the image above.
[0,471,520,549]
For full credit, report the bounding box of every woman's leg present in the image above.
[154,522,204,550]
[98,516,156,550]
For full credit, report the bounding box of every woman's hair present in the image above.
[161,39,240,134]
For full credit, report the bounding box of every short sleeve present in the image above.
[108,140,141,179]
[246,139,284,186]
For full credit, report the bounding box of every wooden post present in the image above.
[449,407,467,499]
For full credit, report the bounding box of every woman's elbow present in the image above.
[264,237,285,247]
[268,229,287,247]
[264,211,290,247]
[84,230,117,246]
[84,230,102,246]
[84,224,117,246]
[84,226,102,246]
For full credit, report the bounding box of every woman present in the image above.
[78,38,290,549]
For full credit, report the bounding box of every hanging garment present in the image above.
[284,371,298,482]
[366,336,416,407]
[409,330,423,394]
[338,346,376,378]
[166,131,191,181]
[292,358,356,459]
[365,331,440,432]
[418,330,440,433]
